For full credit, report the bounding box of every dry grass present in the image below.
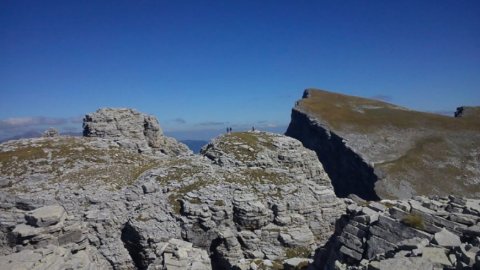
[0,137,161,190]
[401,213,425,230]
[376,134,480,195]
[298,89,480,197]
[299,89,480,133]
[285,246,311,258]
[216,132,275,162]
[155,158,205,184]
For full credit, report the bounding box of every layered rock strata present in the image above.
[0,112,344,270]
[83,108,191,156]
[286,89,480,199]
[313,195,480,269]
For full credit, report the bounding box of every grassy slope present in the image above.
[297,89,480,198]
[299,89,479,133]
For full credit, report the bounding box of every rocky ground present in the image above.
[313,195,480,269]
[0,108,344,270]
[1,107,479,270]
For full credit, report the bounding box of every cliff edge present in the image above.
[286,89,480,199]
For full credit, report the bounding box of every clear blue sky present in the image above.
[1,1,479,140]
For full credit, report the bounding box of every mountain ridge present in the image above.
[286,88,480,199]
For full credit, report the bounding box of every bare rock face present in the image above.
[0,130,344,269]
[25,205,65,227]
[286,89,480,199]
[83,108,191,156]
[2,103,479,270]
[312,195,480,270]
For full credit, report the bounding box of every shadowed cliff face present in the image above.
[286,89,480,199]
[286,109,380,201]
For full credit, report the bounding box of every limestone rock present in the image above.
[0,245,110,270]
[433,228,461,247]
[233,193,272,230]
[368,257,434,270]
[283,257,312,270]
[25,205,65,227]
[0,116,343,269]
[286,89,480,199]
[421,247,451,267]
[83,108,191,156]
[161,239,211,270]
[312,196,480,270]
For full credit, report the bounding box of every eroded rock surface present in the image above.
[313,195,480,269]
[286,89,480,199]
[83,108,191,156]
[0,126,344,269]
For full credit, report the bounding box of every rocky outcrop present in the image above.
[0,126,344,269]
[5,104,478,270]
[286,107,379,201]
[455,106,480,119]
[176,131,344,268]
[42,128,59,138]
[83,108,191,156]
[312,195,480,269]
[286,89,480,199]
[0,197,111,269]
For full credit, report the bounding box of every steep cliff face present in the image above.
[286,108,379,201]
[286,89,480,199]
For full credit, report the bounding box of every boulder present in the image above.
[25,205,65,227]
[421,247,452,267]
[433,228,461,247]
[162,239,211,270]
[283,257,312,270]
[279,226,315,247]
[368,257,434,270]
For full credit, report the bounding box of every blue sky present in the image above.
[1,1,479,140]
